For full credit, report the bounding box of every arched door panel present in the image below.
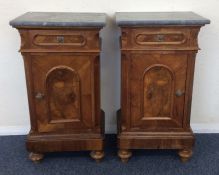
[129,53,187,130]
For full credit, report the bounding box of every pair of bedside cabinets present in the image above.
[10,12,210,163]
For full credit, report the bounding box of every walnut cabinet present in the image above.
[10,12,106,162]
[116,12,210,162]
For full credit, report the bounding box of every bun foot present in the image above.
[29,152,44,163]
[178,149,193,162]
[118,149,132,163]
[90,150,104,163]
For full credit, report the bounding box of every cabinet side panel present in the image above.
[183,53,197,129]
[121,52,131,131]
[22,53,38,132]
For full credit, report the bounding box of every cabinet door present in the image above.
[129,53,188,130]
[31,53,97,133]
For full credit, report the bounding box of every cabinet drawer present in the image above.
[121,26,200,50]
[20,29,100,51]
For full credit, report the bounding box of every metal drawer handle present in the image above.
[175,89,184,97]
[35,92,44,100]
[155,35,164,42]
[57,36,64,43]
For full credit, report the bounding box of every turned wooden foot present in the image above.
[178,149,193,162]
[118,149,132,163]
[90,150,104,163]
[29,152,44,163]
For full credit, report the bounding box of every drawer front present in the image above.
[20,29,100,51]
[127,53,188,130]
[121,27,200,50]
[30,53,98,133]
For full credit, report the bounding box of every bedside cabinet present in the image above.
[10,12,106,162]
[116,12,210,162]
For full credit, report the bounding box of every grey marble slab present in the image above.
[116,12,210,26]
[10,12,106,28]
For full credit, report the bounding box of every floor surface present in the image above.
[0,134,218,175]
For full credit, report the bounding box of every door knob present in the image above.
[35,92,44,100]
[175,89,184,97]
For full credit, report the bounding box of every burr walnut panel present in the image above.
[135,32,186,45]
[33,34,86,46]
[142,65,174,119]
[46,66,81,124]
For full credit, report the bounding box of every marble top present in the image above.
[116,12,210,26]
[10,12,106,28]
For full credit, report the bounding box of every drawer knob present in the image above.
[155,35,164,42]
[35,92,44,100]
[57,36,64,43]
[175,89,184,97]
